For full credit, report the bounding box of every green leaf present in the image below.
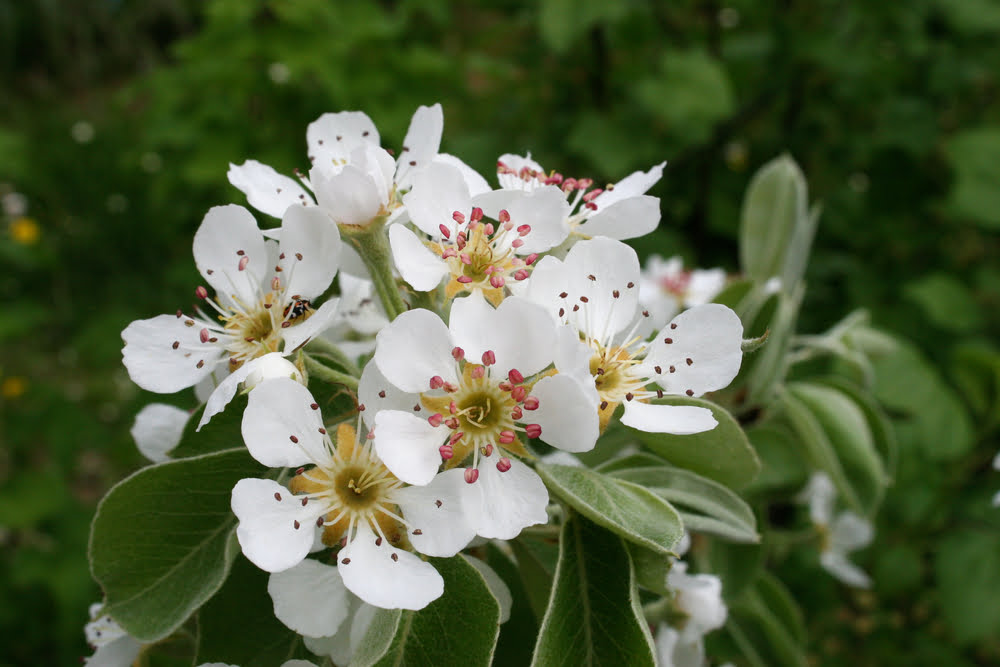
[816,377,898,481]
[935,530,1000,644]
[743,422,809,493]
[349,609,402,667]
[739,155,809,284]
[871,340,974,461]
[538,0,627,53]
[607,466,758,543]
[633,396,761,489]
[531,514,656,667]
[593,451,670,473]
[950,341,1000,431]
[628,543,671,595]
[729,573,808,667]
[745,286,803,403]
[787,382,889,513]
[194,555,303,666]
[776,388,861,513]
[945,126,1000,229]
[633,50,734,144]
[536,464,683,556]
[510,534,559,623]
[89,448,266,641]
[170,394,248,459]
[353,555,501,667]
[905,273,983,333]
[486,544,539,667]
[706,541,764,601]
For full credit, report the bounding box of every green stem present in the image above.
[341,217,407,321]
[305,336,360,375]
[303,354,360,391]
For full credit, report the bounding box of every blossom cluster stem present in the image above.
[341,218,408,321]
[303,353,360,391]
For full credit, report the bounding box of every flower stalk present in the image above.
[341,217,408,321]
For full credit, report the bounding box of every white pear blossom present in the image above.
[389,161,569,302]
[639,255,727,332]
[121,204,340,423]
[798,472,874,588]
[267,557,378,663]
[654,535,728,667]
[495,153,665,241]
[84,603,142,667]
[228,104,484,230]
[363,291,598,540]
[231,377,476,609]
[522,236,743,433]
[130,403,190,462]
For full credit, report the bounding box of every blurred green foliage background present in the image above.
[2,0,1000,664]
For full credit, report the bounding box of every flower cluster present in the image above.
[115,104,748,664]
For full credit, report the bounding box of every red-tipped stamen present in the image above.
[464,468,479,484]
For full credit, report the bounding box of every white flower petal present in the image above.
[372,410,445,486]
[561,237,642,341]
[530,374,599,453]
[227,160,314,219]
[122,314,225,393]
[798,472,837,526]
[668,565,727,635]
[307,111,379,172]
[388,223,450,291]
[86,636,143,667]
[591,161,665,209]
[391,468,475,556]
[433,153,491,196]
[131,403,189,462]
[302,594,373,665]
[280,298,341,353]
[449,292,556,376]
[686,268,727,306]
[820,550,872,588]
[620,401,717,435]
[242,378,328,467]
[374,309,458,392]
[311,164,383,226]
[829,512,874,552]
[496,153,546,190]
[462,555,512,623]
[463,452,549,540]
[645,304,744,397]
[278,206,342,298]
[575,194,660,240]
[337,522,444,610]
[395,104,443,191]
[268,559,350,638]
[232,478,315,573]
[193,204,267,307]
[358,360,421,429]
[553,324,599,394]
[401,162,471,237]
[476,186,571,254]
[198,353,303,431]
